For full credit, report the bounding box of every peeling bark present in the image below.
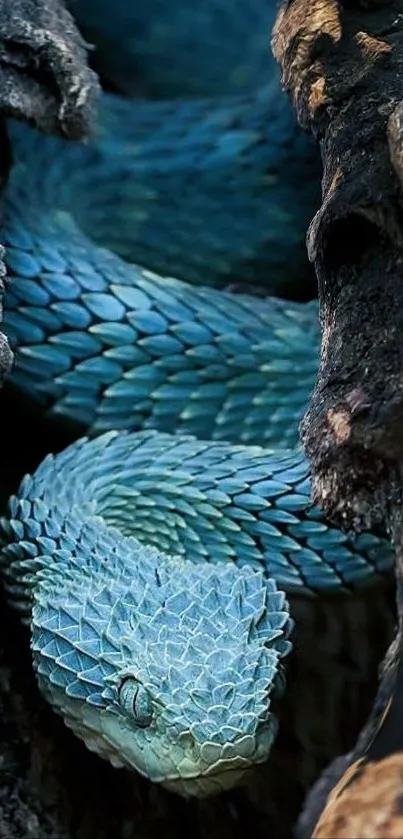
[272,0,403,531]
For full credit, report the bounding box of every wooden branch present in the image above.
[272,0,403,531]
[0,0,99,138]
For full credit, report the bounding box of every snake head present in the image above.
[31,539,293,797]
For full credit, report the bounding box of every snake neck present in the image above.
[4,77,321,293]
[74,0,279,98]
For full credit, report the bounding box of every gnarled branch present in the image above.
[0,0,99,138]
[273,0,403,531]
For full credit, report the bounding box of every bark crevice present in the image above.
[273,0,403,529]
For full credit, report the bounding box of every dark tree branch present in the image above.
[272,0,403,531]
[296,502,403,838]
[0,0,99,138]
[271,16,403,826]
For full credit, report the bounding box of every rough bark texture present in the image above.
[272,7,403,829]
[272,0,403,532]
[0,0,99,138]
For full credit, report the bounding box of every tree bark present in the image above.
[273,0,403,532]
[0,0,99,138]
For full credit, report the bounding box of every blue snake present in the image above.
[0,0,394,800]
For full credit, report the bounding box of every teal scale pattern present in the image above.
[0,9,393,794]
[0,431,394,602]
[3,106,319,448]
[2,81,321,295]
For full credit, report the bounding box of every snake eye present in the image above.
[118,678,153,727]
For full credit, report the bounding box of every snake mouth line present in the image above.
[163,763,252,796]
[164,761,254,785]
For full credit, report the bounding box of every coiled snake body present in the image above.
[0,1,395,800]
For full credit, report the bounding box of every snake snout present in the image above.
[161,722,277,797]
